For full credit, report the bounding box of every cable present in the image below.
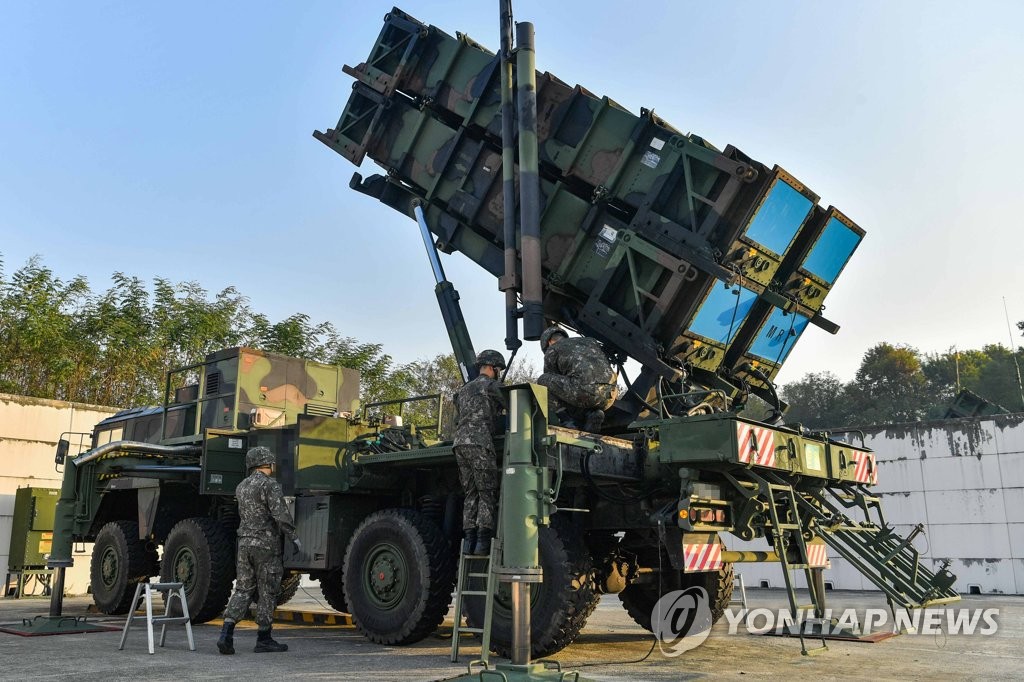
[500,346,519,383]
[617,362,660,415]
[298,584,334,612]
[771,309,798,368]
[579,450,650,504]
[577,524,665,668]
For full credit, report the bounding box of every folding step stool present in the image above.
[730,573,749,610]
[119,581,195,654]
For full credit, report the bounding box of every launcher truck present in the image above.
[47,5,957,662]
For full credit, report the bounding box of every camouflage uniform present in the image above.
[222,469,297,629]
[453,373,504,531]
[538,335,617,421]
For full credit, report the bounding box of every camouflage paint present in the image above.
[316,7,866,418]
[515,22,544,340]
[165,347,360,439]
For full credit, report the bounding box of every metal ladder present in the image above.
[450,539,499,663]
[118,581,195,654]
[747,471,828,655]
[788,476,958,608]
[730,573,748,610]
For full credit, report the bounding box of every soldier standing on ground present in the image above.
[453,350,506,556]
[537,326,618,432]
[217,446,300,655]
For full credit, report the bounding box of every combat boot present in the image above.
[472,527,492,556]
[216,621,235,655]
[582,409,605,433]
[461,527,478,555]
[254,627,288,653]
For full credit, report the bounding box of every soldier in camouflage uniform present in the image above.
[537,326,618,432]
[217,446,300,655]
[453,349,506,556]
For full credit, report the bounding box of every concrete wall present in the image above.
[731,413,1024,595]
[0,393,118,595]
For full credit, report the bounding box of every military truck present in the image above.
[49,6,958,660]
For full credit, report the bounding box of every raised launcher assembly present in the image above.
[316,7,865,425]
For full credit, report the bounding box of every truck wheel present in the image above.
[619,562,734,632]
[160,517,235,623]
[463,520,599,659]
[277,572,302,606]
[342,508,455,645]
[318,569,349,613]
[90,520,158,615]
[253,571,303,608]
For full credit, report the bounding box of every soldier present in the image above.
[537,326,618,432]
[453,349,506,556]
[217,446,300,655]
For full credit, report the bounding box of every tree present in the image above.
[971,344,1024,412]
[0,254,410,409]
[839,343,929,424]
[778,371,845,428]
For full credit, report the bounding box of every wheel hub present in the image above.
[173,547,197,589]
[365,543,407,607]
[100,546,119,588]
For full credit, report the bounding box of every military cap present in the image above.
[475,349,507,369]
[540,326,567,348]
[245,446,275,471]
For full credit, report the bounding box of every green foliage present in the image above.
[780,340,1024,428]
[777,371,846,427]
[6,254,1024,428]
[0,255,401,408]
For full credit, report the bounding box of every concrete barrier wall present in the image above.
[730,413,1024,596]
[0,393,118,595]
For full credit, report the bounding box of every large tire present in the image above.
[464,520,599,659]
[276,572,302,606]
[253,571,302,608]
[90,520,158,615]
[160,517,235,623]
[619,562,734,632]
[342,508,455,645]
[319,569,349,613]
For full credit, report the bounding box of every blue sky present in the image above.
[2,1,1022,383]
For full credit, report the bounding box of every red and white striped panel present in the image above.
[849,450,877,484]
[683,543,723,573]
[736,422,777,468]
[806,543,831,569]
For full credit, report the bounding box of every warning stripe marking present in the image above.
[848,450,877,484]
[806,544,831,568]
[271,609,353,626]
[683,543,723,573]
[736,423,777,468]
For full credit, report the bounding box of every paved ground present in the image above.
[0,588,1018,681]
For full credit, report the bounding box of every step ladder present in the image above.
[731,469,828,655]
[730,573,748,610]
[118,581,195,654]
[450,539,499,664]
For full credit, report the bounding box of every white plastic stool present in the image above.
[118,581,195,654]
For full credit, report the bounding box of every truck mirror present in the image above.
[55,439,70,466]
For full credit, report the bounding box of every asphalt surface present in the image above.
[0,588,1018,681]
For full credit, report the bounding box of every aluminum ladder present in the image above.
[118,581,195,654]
[450,538,499,663]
